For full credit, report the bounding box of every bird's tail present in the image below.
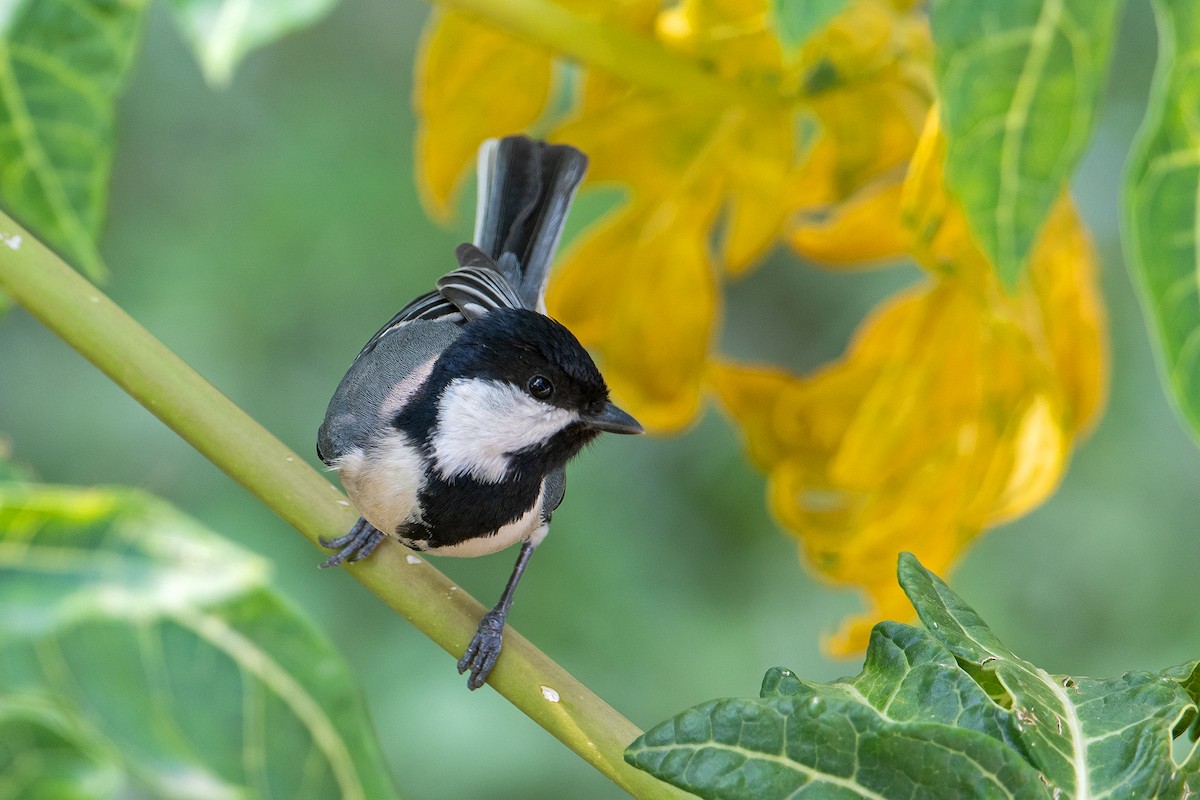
[465,136,588,312]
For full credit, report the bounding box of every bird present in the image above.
[316,135,642,690]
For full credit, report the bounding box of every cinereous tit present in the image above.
[317,135,642,689]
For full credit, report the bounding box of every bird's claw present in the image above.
[319,517,385,568]
[458,608,507,690]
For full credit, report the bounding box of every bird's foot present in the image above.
[457,608,507,690]
[318,517,385,568]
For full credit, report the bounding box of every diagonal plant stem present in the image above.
[0,210,690,800]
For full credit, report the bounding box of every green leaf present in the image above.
[930,0,1123,287]
[1162,660,1200,739]
[899,552,1198,798]
[770,0,849,51]
[626,622,1048,799]
[165,0,341,86]
[0,0,148,281]
[0,482,400,800]
[0,696,129,800]
[630,554,1200,799]
[1123,0,1200,441]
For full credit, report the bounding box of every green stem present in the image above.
[0,211,689,800]
[431,0,782,109]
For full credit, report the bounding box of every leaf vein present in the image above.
[996,0,1065,272]
[171,607,366,800]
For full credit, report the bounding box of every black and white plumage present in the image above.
[317,136,641,689]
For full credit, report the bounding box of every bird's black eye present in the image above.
[527,374,554,400]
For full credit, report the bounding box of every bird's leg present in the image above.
[318,517,386,568]
[458,540,536,690]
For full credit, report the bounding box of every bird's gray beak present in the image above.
[585,401,643,435]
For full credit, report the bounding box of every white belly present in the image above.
[334,430,423,535]
[337,435,550,558]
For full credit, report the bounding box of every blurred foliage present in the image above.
[629,554,1200,799]
[1123,0,1200,441]
[771,0,852,49]
[164,0,341,86]
[415,0,1109,653]
[0,0,1197,798]
[0,0,146,280]
[0,0,340,282]
[0,479,398,799]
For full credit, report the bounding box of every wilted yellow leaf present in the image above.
[790,0,909,87]
[553,90,716,197]
[715,266,1083,653]
[800,76,928,204]
[1023,199,1108,435]
[720,108,795,274]
[708,361,795,468]
[901,109,1107,433]
[900,106,992,281]
[771,0,931,258]
[788,179,907,265]
[656,0,781,81]
[414,10,555,219]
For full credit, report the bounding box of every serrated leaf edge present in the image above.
[901,553,1101,797]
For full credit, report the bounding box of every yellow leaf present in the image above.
[793,0,903,85]
[720,108,796,274]
[899,106,992,281]
[709,361,795,469]
[787,178,907,265]
[718,268,1081,654]
[414,10,554,219]
[656,0,782,81]
[831,284,1023,489]
[900,109,1107,433]
[778,0,931,229]
[548,192,721,432]
[782,66,929,268]
[1023,199,1108,435]
[804,76,928,201]
[983,393,1069,525]
[553,90,710,196]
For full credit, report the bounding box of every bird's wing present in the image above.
[352,290,464,362]
[540,467,567,523]
[352,234,527,362]
[435,264,524,320]
[319,318,461,464]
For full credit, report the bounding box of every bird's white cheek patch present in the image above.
[430,378,577,483]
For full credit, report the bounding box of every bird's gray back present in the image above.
[318,319,460,464]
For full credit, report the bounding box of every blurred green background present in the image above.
[1,1,1196,798]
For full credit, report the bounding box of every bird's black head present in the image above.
[419,308,641,483]
[444,308,608,411]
